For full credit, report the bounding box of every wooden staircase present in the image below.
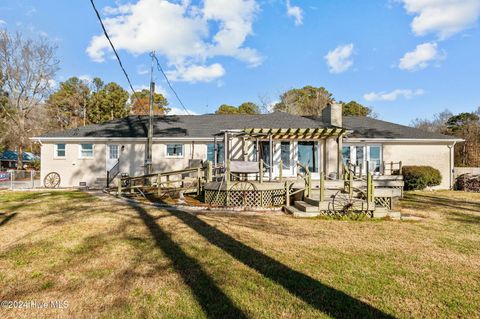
[284,169,402,219]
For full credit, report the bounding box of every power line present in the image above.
[152,53,191,115]
[89,0,137,97]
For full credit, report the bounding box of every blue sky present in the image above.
[1,0,479,124]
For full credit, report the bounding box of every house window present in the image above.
[342,146,351,165]
[80,144,94,158]
[55,144,66,158]
[369,146,381,173]
[109,145,119,159]
[207,143,224,163]
[166,144,183,157]
[280,142,291,168]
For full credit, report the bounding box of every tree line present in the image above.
[214,85,373,117]
[412,109,480,167]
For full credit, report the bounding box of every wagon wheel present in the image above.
[230,181,257,206]
[329,187,367,215]
[44,172,61,188]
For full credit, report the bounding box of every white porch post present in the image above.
[269,134,273,181]
[224,131,228,162]
[213,135,217,166]
[337,135,343,179]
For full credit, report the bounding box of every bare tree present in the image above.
[0,30,59,168]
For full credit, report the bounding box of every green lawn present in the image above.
[0,190,479,318]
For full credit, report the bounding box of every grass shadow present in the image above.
[402,193,480,213]
[0,212,17,227]
[149,203,394,319]
[446,211,480,225]
[128,202,248,319]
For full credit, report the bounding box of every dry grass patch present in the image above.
[0,190,479,318]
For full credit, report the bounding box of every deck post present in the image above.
[349,168,353,197]
[157,173,162,196]
[226,159,231,206]
[399,161,403,175]
[285,181,290,207]
[306,168,312,198]
[367,172,374,210]
[279,159,283,182]
[259,159,264,184]
[206,161,212,182]
[117,178,122,197]
[197,167,201,195]
[319,171,325,203]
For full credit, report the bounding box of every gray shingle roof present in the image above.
[39,112,334,138]
[343,116,457,140]
[37,112,458,141]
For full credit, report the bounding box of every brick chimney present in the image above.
[321,102,342,127]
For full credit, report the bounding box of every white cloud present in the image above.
[0,20,6,25]
[166,63,225,83]
[400,0,480,39]
[168,107,198,115]
[363,89,424,102]
[286,0,303,26]
[398,42,442,71]
[87,0,261,83]
[324,43,354,74]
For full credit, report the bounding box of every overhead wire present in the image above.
[152,53,191,115]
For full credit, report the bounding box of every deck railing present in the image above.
[106,160,120,188]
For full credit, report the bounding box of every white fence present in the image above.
[0,170,40,190]
[454,167,480,178]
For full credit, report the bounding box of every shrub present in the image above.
[402,166,442,190]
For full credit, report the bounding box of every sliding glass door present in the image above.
[298,141,318,173]
[342,144,382,174]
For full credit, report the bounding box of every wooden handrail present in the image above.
[121,167,204,181]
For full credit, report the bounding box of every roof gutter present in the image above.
[30,136,218,142]
[344,137,464,143]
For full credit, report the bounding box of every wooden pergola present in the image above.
[243,127,346,139]
[214,127,348,181]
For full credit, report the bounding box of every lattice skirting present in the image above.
[204,189,286,207]
[375,197,392,210]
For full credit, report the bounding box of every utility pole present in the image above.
[146,51,155,175]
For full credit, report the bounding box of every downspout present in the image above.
[448,142,456,190]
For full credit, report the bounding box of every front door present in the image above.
[106,144,119,171]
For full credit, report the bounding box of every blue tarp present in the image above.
[0,150,39,162]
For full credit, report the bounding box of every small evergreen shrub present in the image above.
[402,166,442,190]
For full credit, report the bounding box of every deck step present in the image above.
[283,205,320,218]
[294,201,318,212]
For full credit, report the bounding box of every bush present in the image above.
[402,166,442,190]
